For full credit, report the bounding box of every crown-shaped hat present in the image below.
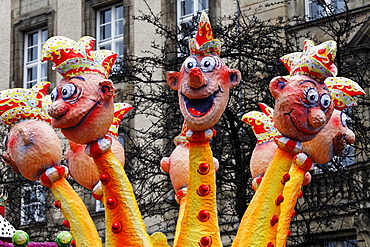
[0,81,52,126]
[41,36,117,79]
[189,12,221,56]
[325,77,366,110]
[280,40,337,83]
[242,103,279,145]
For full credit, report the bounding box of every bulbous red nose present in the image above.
[188,67,206,89]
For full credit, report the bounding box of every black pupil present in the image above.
[204,61,210,67]
[187,62,194,69]
[310,95,316,101]
[323,100,329,106]
[62,89,68,95]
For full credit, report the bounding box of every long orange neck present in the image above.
[276,153,313,247]
[40,166,102,247]
[232,147,294,247]
[87,136,153,247]
[175,130,222,247]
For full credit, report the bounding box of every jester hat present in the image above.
[107,103,132,137]
[280,40,337,83]
[41,36,117,79]
[0,81,52,126]
[189,12,221,56]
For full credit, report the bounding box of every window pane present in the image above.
[41,63,47,78]
[28,32,38,47]
[115,41,123,56]
[41,29,48,43]
[100,24,112,40]
[100,44,111,50]
[181,0,193,16]
[100,9,112,24]
[27,67,37,81]
[27,47,37,62]
[116,19,124,36]
[116,5,123,19]
[199,0,208,11]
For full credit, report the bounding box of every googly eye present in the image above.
[200,56,217,72]
[305,88,319,104]
[2,135,8,149]
[50,88,58,102]
[184,57,198,73]
[61,83,77,100]
[341,112,349,127]
[320,93,331,109]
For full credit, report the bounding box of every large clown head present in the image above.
[42,36,117,144]
[270,40,338,142]
[166,12,241,131]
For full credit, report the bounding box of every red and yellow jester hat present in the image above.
[41,36,117,79]
[189,12,221,56]
[280,40,337,83]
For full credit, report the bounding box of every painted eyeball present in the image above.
[184,57,198,72]
[340,112,350,127]
[305,88,319,104]
[200,56,217,72]
[61,83,82,103]
[320,93,331,109]
[2,135,8,150]
[50,88,58,102]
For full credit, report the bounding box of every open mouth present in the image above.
[181,86,223,117]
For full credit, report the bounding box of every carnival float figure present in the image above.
[41,36,171,247]
[0,11,365,247]
[0,81,102,247]
[166,12,241,247]
[234,40,365,247]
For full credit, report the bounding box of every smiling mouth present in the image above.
[182,86,223,117]
[284,109,319,135]
[63,99,101,129]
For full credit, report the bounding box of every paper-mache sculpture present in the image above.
[0,81,102,247]
[0,11,365,247]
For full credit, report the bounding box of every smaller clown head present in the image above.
[166,12,241,131]
[0,82,62,181]
[42,36,117,144]
[270,40,338,142]
[270,75,334,142]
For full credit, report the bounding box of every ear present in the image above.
[166,71,180,90]
[269,76,289,99]
[160,157,170,173]
[229,69,241,88]
[99,79,116,101]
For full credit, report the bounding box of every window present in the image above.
[23,29,48,89]
[97,4,124,63]
[20,183,46,225]
[305,0,345,20]
[177,0,208,25]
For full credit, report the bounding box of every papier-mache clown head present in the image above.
[269,40,337,142]
[0,81,62,181]
[42,36,117,144]
[65,103,131,191]
[166,12,241,131]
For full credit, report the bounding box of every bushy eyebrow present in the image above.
[299,80,317,86]
[69,76,85,81]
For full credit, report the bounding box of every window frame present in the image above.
[177,0,209,25]
[23,28,48,89]
[305,0,345,21]
[96,4,124,57]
